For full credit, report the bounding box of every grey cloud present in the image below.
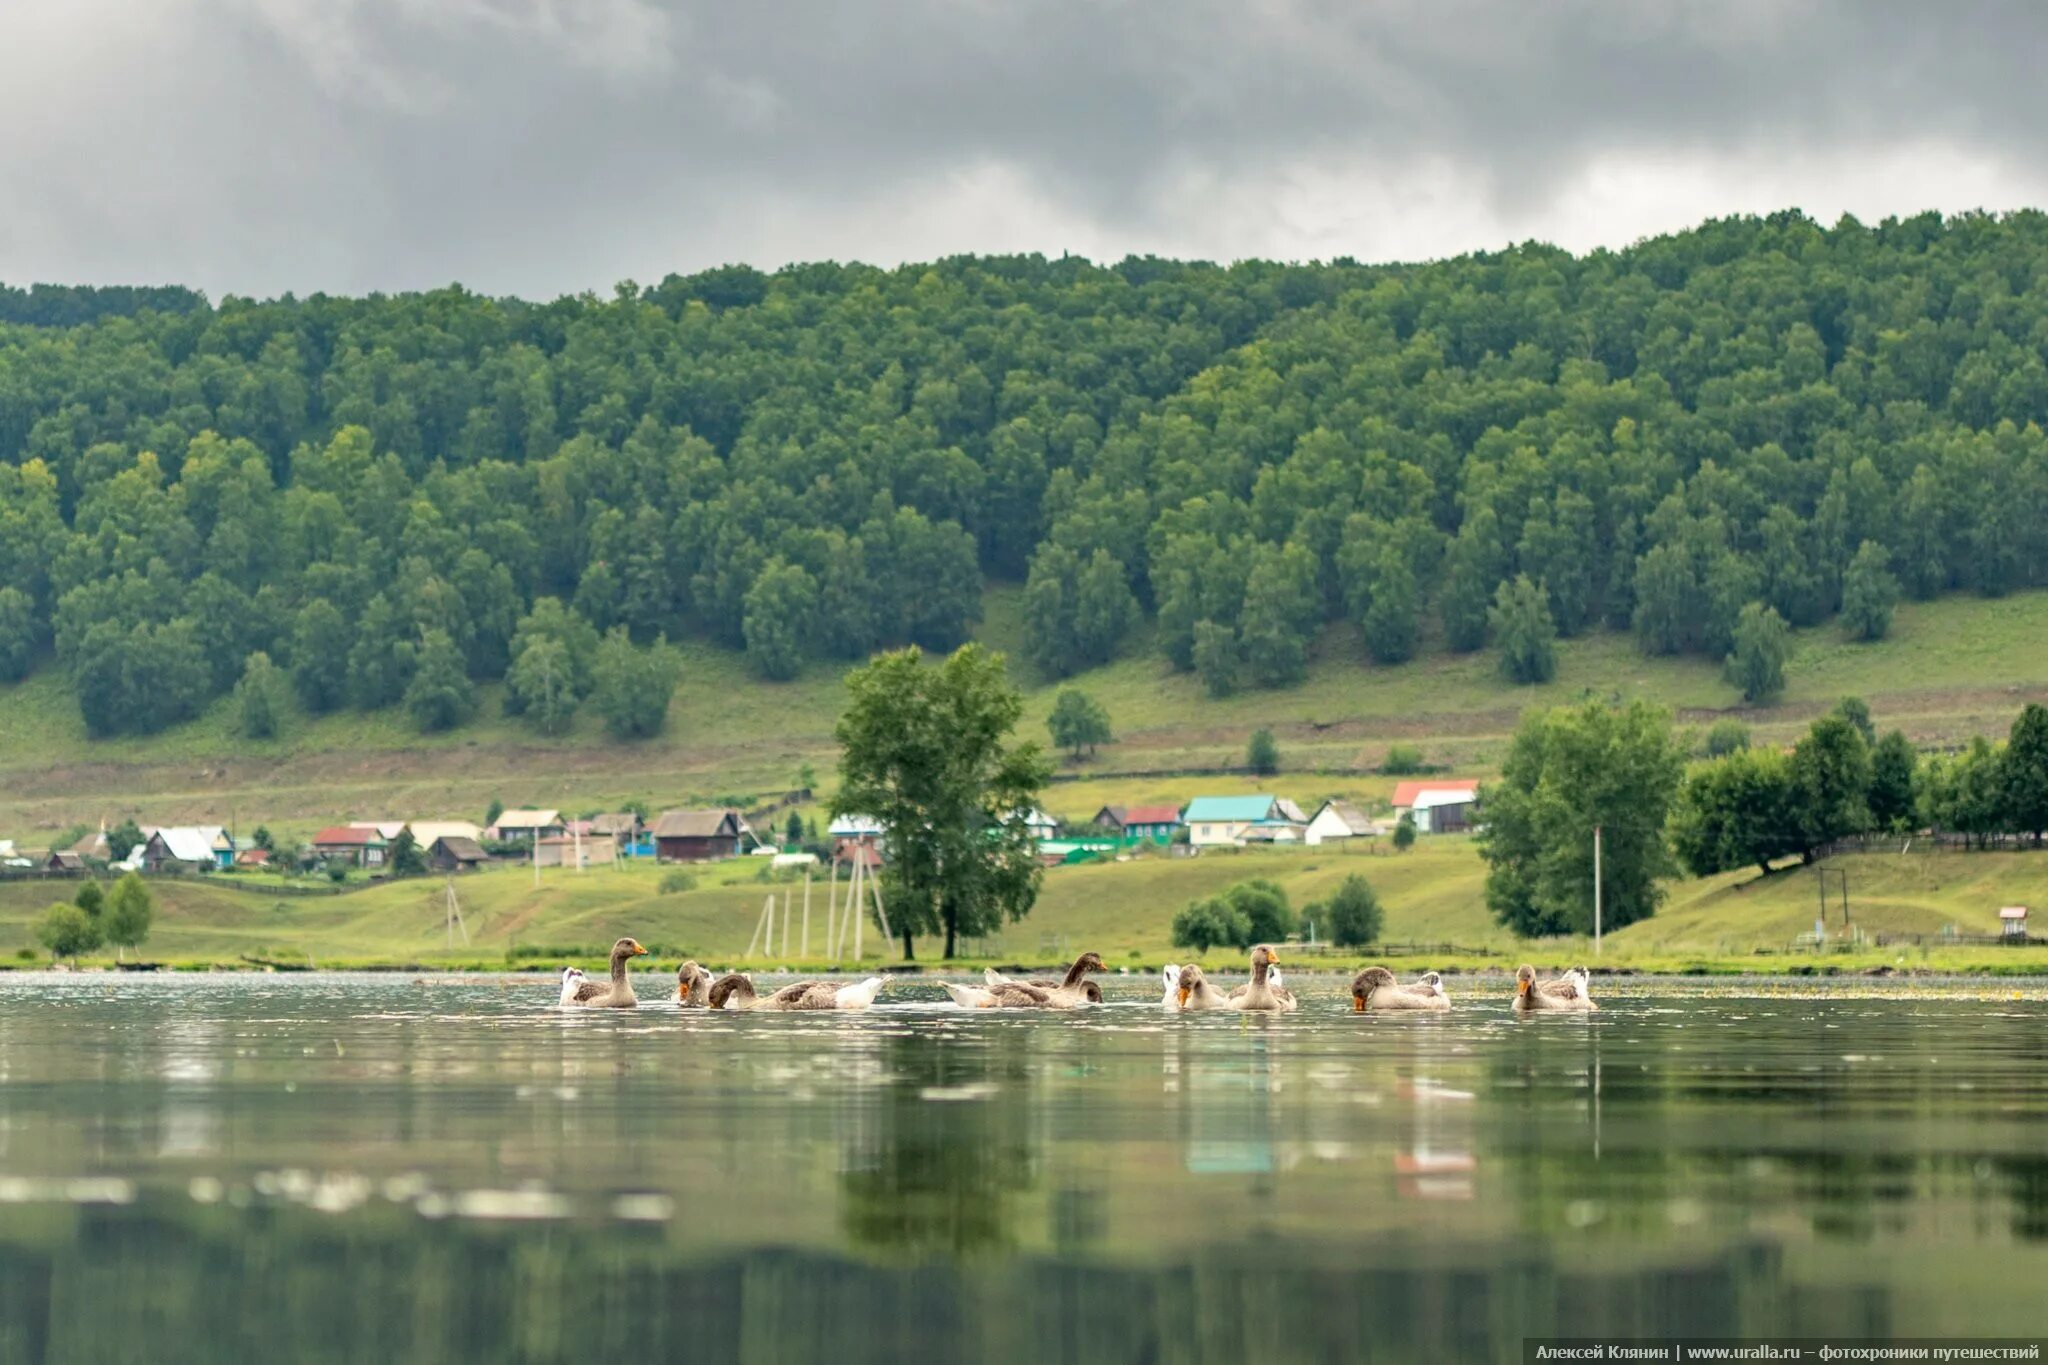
[1,0,2045,297]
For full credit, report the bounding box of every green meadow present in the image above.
[6,837,2044,976]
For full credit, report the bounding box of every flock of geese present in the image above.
[554,937,1600,1015]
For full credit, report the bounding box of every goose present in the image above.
[1513,963,1597,1013]
[1350,966,1451,1012]
[1230,962,1294,1010]
[708,973,887,1011]
[557,966,587,1005]
[943,978,1104,1009]
[1224,945,1294,1012]
[1172,963,1232,1011]
[564,938,649,1008]
[675,960,713,1006]
[1159,964,1182,1008]
[980,952,1106,1006]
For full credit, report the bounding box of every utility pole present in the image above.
[1593,824,1603,957]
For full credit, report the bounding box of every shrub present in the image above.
[1171,879,1295,951]
[659,869,698,895]
[1703,719,1751,757]
[1315,874,1384,947]
[1380,744,1427,776]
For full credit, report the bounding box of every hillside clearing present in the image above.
[2,589,2045,847]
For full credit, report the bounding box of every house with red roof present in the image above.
[1390,780,1481,834]
[1092,804,1182,842]
[310,825,387,868]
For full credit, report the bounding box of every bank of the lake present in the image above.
[5,839,2047,976]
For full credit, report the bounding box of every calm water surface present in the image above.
[1,971,2045,1363]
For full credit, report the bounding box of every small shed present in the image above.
[2000,906,2029,938]
[652,809,746,862]
[427,836,489,873]
[45,850,86,872]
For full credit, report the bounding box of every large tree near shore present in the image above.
[1481,698,1683,937]
[834,644,1053,960]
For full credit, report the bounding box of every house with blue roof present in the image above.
[1181,795,1309,848]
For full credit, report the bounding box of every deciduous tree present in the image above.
[833,644,1052,959]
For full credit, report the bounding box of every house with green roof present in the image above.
[1181,795,1309,848]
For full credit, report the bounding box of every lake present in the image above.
[0,971,2044,1363]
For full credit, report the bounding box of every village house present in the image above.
[1092,805,1183,842]
[310,826,386,868]
[828,814,884,845]
[1304,800,1378,846]
[426,835,489,873]
[234,848,272,869]
[1181,796,1308,848]
[142,826,236,872]
[44,849,86,873]
[1008,807,1060,842]
[1391,780,1481,834]
[652,809,747,862]
[67,827,114,863]
[486,809,564,843]
[398,820,484,847]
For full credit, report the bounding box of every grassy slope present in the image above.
[2,586,2046,847]
[7,839,2045,974]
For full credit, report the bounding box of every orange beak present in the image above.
[632,943,649,956]
[1177,987,1190,1007]
[1268,951,1280,964]
[1516,978,1530,996]
[1352,995,1365,1012]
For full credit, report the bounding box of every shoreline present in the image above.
[7,954,2048,978]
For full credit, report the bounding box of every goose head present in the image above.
[1175,963,1207,1009]
[707,972,753,1009]
[612,937,650,963]
[675,960,710,1001]
[1515,963,1536,1000]
[1351,965,1397,1012]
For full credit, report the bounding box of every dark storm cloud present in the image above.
[2,0,2045,297]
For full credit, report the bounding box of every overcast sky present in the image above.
[3,0,2045,300]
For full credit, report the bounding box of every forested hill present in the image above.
[5,208,2048,741]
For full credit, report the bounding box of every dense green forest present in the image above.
[5,208,2048,738]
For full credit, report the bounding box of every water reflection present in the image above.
[0,975,2043,1362]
